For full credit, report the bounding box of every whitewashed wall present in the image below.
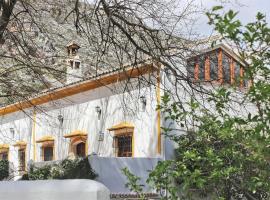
[88,156,161,193]
[0,180,110,200]
[0,74,162,174]
[0,115,32,176]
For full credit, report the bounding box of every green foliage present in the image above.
[122,167,146,200]
[21,158,97,180]
[152,91,270,199]
[0,160,9,180]
[23,165,52,180]
[124,7,270,200]
[150,8,270,199]
[147,160,178,200]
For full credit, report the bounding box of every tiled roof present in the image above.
[0,59,152,109]
[27,59,152,101]
[0,61,157,116]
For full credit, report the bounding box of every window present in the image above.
[186,48,249,87]
[75,62,80,69]
[187,59,195,79]
[243,70,249,87]
[108,122,134,157]
[114,135,132,157]
[43,146,53,161]
[235,63,241,79]
[13,141,27,172]
[223,53,231,84]
[71,48,77,55]
[64,130,88,158]
[209,51,219,80]
[69,60,74,68]
[76,142,86,157]
[18,149,26,171]
[235,62,241,86]
[198,56,205,80]
[0,152,8,160]
[36,136,54,161]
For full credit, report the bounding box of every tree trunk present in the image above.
[0,0,17,43]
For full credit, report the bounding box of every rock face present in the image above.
[0,0,126,105]
[0,179,110,200]
[0,0,75,104]
[0,0,157,106]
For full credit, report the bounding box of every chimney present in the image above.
[66,41,83,84]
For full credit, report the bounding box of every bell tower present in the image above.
[66,41,83,84]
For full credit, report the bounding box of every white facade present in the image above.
[0,68,162,177]
[0,43,258,180]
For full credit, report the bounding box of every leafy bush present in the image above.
[21,158,97,180]
[122,167,146,200]
[24,165,51,180]
[0,160,9,180]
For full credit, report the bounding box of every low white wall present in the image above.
[0,179,110,200]
[89,156,161,193]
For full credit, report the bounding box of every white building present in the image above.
[0,41,251,193]
[0,41,162,176]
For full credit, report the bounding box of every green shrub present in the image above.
[22,165,51,180]
[59,157,97,179]
[0,160,9,180]
[21,157,97,180]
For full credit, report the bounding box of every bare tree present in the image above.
[0,3,218,170]
[0,0,217,120]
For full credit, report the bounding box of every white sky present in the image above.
[86,0,270,37]
[194,0,270,36]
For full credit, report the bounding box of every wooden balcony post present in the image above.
[240,66,244,87]
[205,55,210,81]
[230,58,235,84]
[218,49,223,83]
[194,58,199,81]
